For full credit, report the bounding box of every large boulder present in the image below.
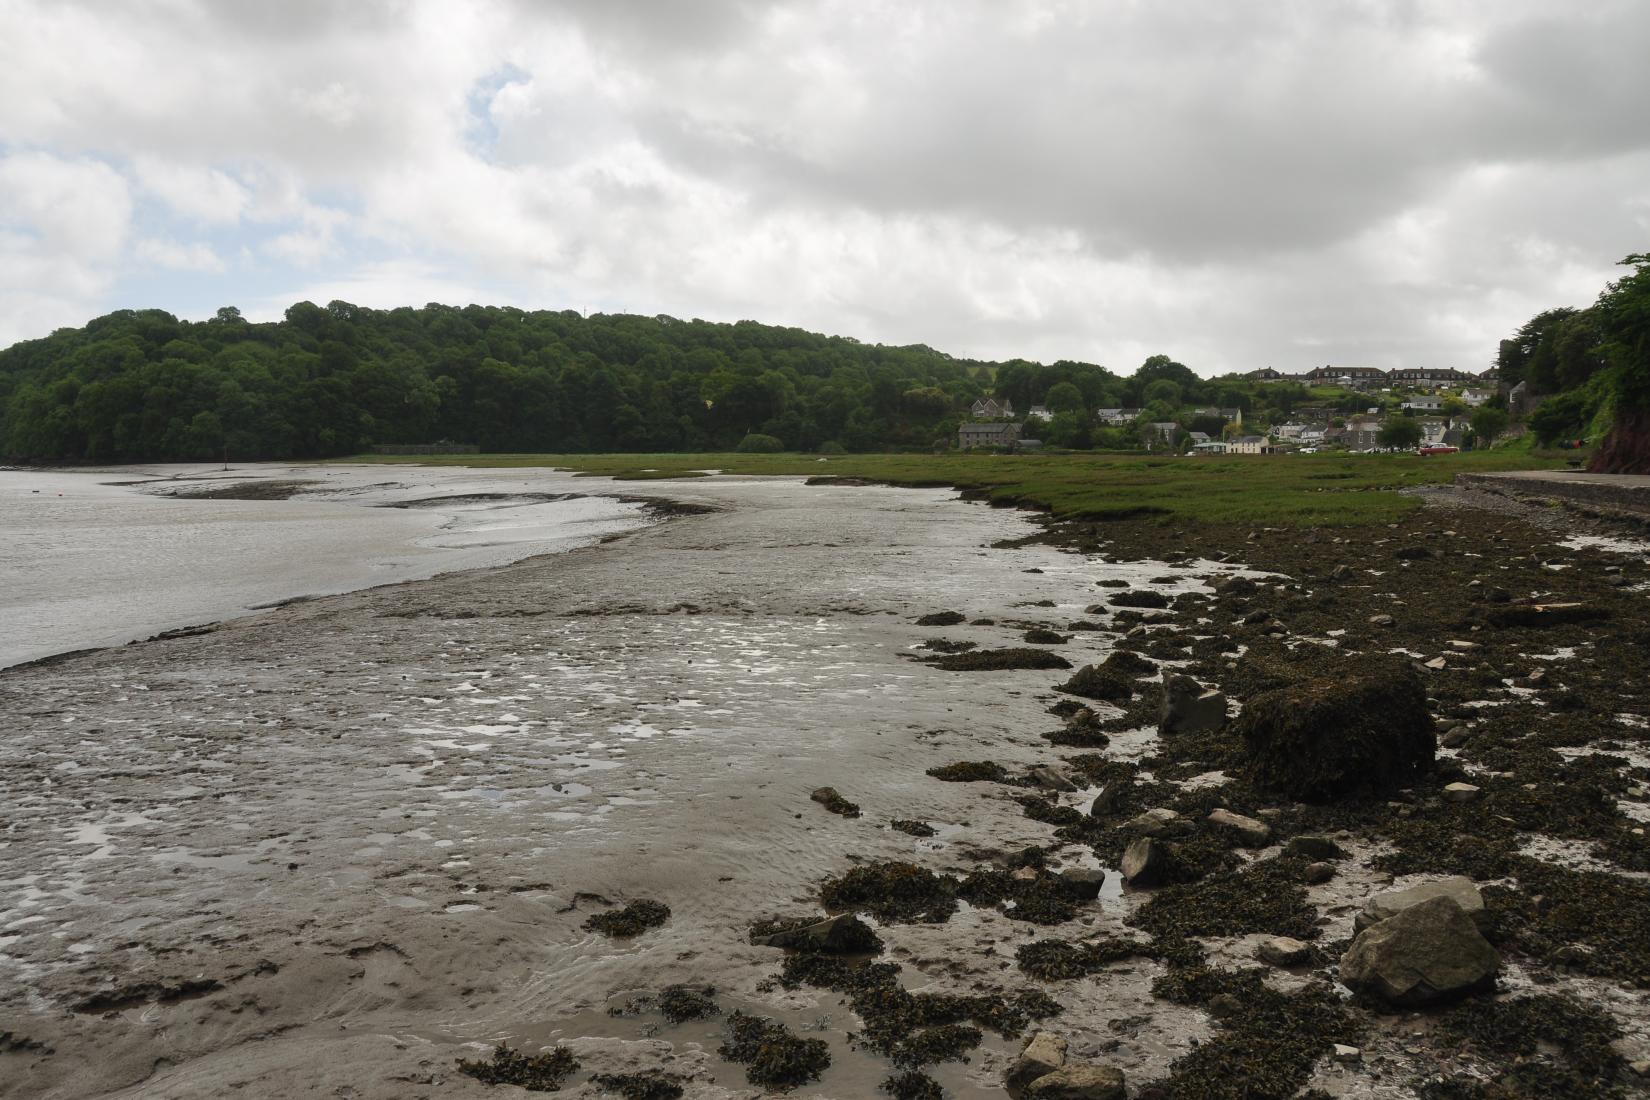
[1058,664,1135,704]
[1007,1031,1067,1089]
[1158,672,1228,736]
[1339,895,1498,1006]
[1355,876,1485,932]
[1234,663,1433,801]
[749,913,881,954]
[1026,1064,1126,1100]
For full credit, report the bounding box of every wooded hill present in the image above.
[0,302,1273,463]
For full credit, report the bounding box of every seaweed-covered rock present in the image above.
[927,761,1008,783]
[1339,895,1498,1007]
[926,648,1073,672]
[719,1012,831,1090]
[1109,589,1170,609]
[1101,650,1157,676]
[1235,664,1433,802]
[1158,672,1227,736]
[1025,1063,1126,1099]
[1057,664,1135,703]
[1285,835,1344,861]
[1027,765,1078,792]
[583,899,671,938]
[810,786,861,817]
[750,913,881,954]
[916,611,967,626]
[890,819,937,837]
[457,1044,580,1090]
[820,862,957,923]
[1024,627,1069,644]
[1207,808,1271,847]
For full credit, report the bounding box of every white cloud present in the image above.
[0,0,1647,373]
[134,237,226,273]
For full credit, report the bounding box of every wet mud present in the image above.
[2,472,1649,1098]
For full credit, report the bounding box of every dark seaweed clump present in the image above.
[657,984,720,1023]
[1482,861,1650,986]
[1128,857,1319,941]
[893,1024,983,1068]
[718,1012,831,1091]
[1057,663,1136,703]
[583,899,671,938]
[890,819,937,837]
[1424,994,1627,1098]
[1019,795,1084,827]
[925,647,1073,671]
[916,611,967,626]
[919,638,976,654]
[1143,967,1358,1100]
[882,1070,944,1100]
[812,787,862,817]
[456,1044,580,1091]
[1023,627,1068,644]
[590,1071,687,1100]
[926,761,1008,783]
[820,862,958,923]
[1016,936,1157,980]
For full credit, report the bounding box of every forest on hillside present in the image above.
[1496,252,1650,472]
[0,302,1286,463]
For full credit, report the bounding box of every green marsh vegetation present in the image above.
[341,449,1561,527]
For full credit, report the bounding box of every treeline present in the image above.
[1497,253,1650,472]
[0,301,1260,463]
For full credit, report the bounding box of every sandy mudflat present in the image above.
[0,473,1237,1098]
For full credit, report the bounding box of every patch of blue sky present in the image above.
[464,63,531,161]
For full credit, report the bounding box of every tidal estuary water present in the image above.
[0,465,654,668]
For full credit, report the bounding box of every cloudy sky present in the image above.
[2,1,1647,376]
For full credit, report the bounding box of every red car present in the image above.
[1418,446,1459,455]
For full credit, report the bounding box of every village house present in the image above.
[1145,421,1181,445]
[1192,439,1227,454]
[1390,367,1473,385]
[1461,389,1494,407]
[1025,405,1052,421]
[1334,414,1385,451]
[1227,435,1267,455]
[1402,396,1444,412]
[970,396,1015,419]
[1095,407,1143,426]
[957,421,1021,450]
[1307,365,1388,390]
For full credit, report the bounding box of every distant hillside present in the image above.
[1496,252,1650,473]
[0,302,1280,463]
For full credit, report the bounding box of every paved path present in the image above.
[1458,469,1650,516]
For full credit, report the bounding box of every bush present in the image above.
[736,433,785,453]
[818,439,847,454]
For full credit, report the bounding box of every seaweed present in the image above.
[1128,857,1318,941]
[718,1012,831,1091]
[1016,937,1157,980]
[916,611,967,626]
[456,1044,580,1091]
[820,862,958,924]
[1428,994,1628,1098]
[918,638,976,654]
[890,819,938,837]
[926,761,1008,783]
[590,1071,687,1100]
[1023,627,1068,644]
[1057,663,1136,703]
[881,1070,944,1100]
[891,1024,983,1068]
[924,647,1073,671]
[583,899,671,938]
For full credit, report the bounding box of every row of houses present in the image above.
[1248,365,1497,391]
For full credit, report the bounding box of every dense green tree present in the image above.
[1468,406,1508,446]
[1378,418,1423,449]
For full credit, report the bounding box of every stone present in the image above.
[1303,862,1335,884]
[1109,588,1170,609]
[1440,726,1472,748]
[1025,1064,1126,1100]
[1235,662,1434,803]
[1629,1059,1650,1078]
[750,913,879,953]
[1158,671,1228,736]
[1285,834,1343,861]
[1369,614,1395,627]
[1123,807,1189,837]
[1121,837,1171,887]
[1058,664,1136,704]
[1256,936,1311,967]
[1333,1044,1363,1063]
[1357,876,1486,932]
[1207,808,1272,847]
[1058,868,1106,900]
[1088,782,1127,817]
[1007,1031,1067,1089]
[1028,765,1079,793]
[1441,782,1481,803]
[1330,564,1352,581]
[1339,895,1499,1006]
[1423,657,1448,670]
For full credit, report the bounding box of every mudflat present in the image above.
[3,471,1649,1099]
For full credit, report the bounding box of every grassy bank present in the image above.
[335,450,1563,527]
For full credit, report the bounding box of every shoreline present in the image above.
[1,473,1648,1098]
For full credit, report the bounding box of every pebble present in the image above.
[1442,782,1481,803]
[1333,1044,1363,1063]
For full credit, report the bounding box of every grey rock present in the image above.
[1285,834,1343,861]
[1340,895,1499,1006]
[1123,807,1190,838]
[1088,781,1127,817]
[1441,782,1481,803]
[1007,1031,1067,1089]
[1256,936,1312,967]
[1028,765,1079,793]
[1058,868,1106,900]
[1303,861,1336,884]
[1121,837,1172,887]
[1357,876,1485,932]
[1440,726,1472,748]
[1207,808,1271,847]
[1369,614,1396,627]
[1025,1064,1126,1100]
[1158,671,1228,736]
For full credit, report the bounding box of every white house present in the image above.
[1227,435,1267,455]
[1025,405,1052,421]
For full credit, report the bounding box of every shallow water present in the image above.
[0,464,652,668]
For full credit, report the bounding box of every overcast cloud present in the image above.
[2,0,1647,375]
